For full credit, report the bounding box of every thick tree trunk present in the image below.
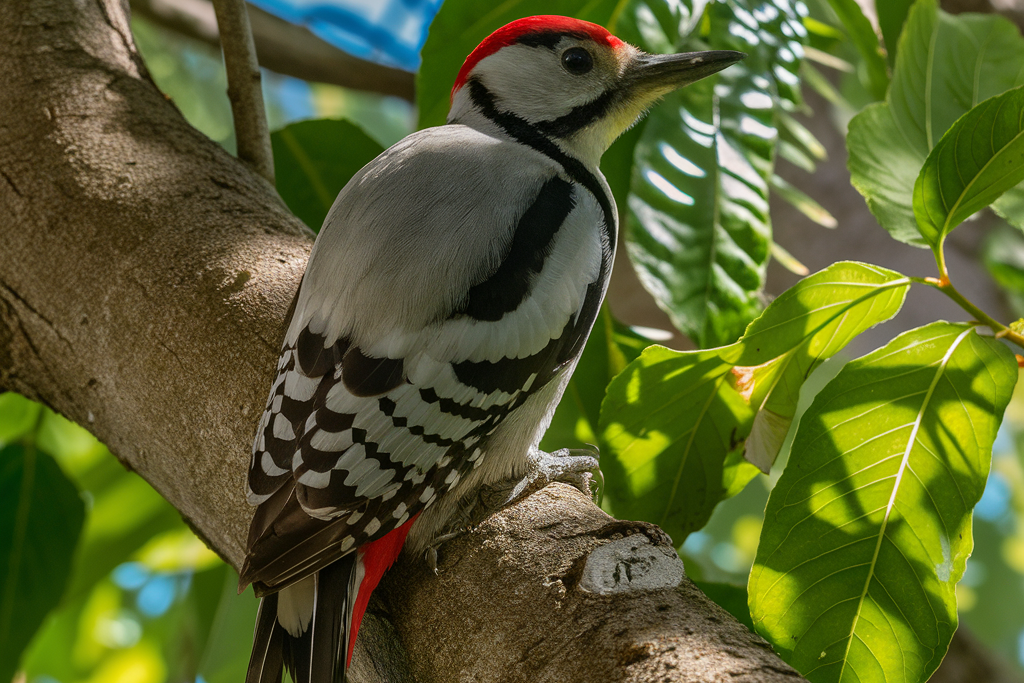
[0,0,803,681]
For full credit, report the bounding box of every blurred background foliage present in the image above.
[7,0,1024,681]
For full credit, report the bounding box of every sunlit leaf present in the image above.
[136,527,220,573]
[628,61,775,347]
[824,0,888,100]
[37,409,108,480]
[600,344,757,545]
[780,112,826,161]
[65,457,184,601]
[769,240,810,276]
[801,60,850,109]
[705,0,807,110]
[770,173,837,228]
[625,0,808,346]
[609,0,707,52]
[543,308,652,453]
[416,0,622,129]
[600,262,909,541]
[0,444,85,681]
[848,0,1024,246]
[733,261,910,470]
[749,322,1017,683]
[82,640,167,683]
[271,119,384,232]
[914,86,1024,248]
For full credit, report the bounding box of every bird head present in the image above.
[449,15,745,167]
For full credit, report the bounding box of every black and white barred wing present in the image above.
[241,125,612,593]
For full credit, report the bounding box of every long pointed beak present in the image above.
[625,49,746,93]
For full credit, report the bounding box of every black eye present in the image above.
[561,47,593,75]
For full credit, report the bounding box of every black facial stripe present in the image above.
[466,78,617,245]
[533,88,616,138]
[455,176,575,321]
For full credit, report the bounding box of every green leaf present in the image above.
[770,173,837,228]
[27,411,185,601]
[66,467,183,601]
[749,322,1017,683]
[0,393,41,446]
[876,0,914,66]
[779,110,828,168]
[847,0,1024,246]
[0,444,85,681]
[983,222,1024,298]
[624,0,809,347]
[198,572,260,683]
[416,0,622,130]
[825,0,889,100]
[627,61,775,347]
[703,0,807,110]
[600,262,909,541]
[914,86,1024,248]
[271,119,384,232]
[734,261,910,471]
[600,344,757,545]
[543,308,653,453]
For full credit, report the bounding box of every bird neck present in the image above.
[448,78,607,170]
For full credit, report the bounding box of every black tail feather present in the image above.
[246,594,284,683]
[283,624,314,683]
[246,555,356,683]
[309,557,356,681]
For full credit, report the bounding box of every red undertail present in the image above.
[347,514,418,665]
[246,515,418,683]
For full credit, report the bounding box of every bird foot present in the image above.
[422,447,601,572]
[486,446,601,510]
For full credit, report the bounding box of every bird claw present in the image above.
[423,528,466,574]
[498,446,602,507]
[421,446,602,573]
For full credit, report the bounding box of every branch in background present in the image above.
[212,0,275,183]
[130,0,416,101]
[942,0,1024,31]
[0,0,805,680]
[929,626,1024,683]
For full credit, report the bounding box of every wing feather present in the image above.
[244,125,610,593]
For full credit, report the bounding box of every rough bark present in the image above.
[0,0,803,681]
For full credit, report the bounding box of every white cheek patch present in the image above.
[475,42,610,124]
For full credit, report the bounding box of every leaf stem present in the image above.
[932,237,949,281]
[912,275,1024,349]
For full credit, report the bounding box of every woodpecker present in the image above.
[240,15,742,682]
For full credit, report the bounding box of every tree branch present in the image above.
[211,0,274,183]
[130,0,417,101]
[0,0,803,680]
